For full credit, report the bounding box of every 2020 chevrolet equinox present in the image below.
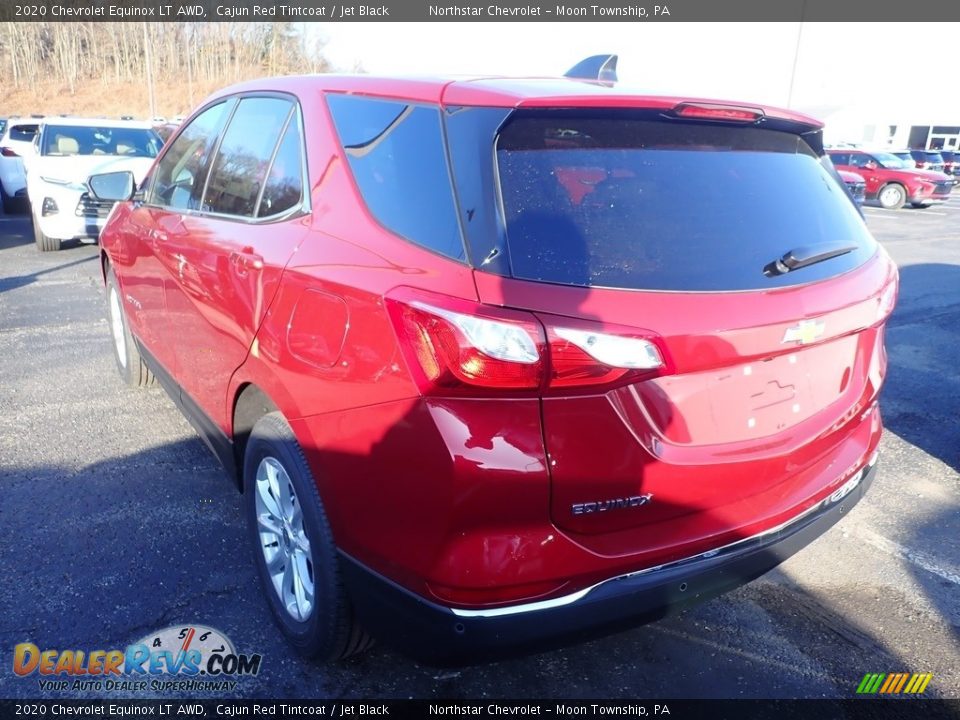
[92,58,897,664]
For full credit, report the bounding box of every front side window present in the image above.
[326,94,464,261]
[202,97,294,218]
[148,102,230,211]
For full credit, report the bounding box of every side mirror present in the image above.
[88,171,135,202]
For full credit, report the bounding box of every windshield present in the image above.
[874,153,913,169]
[495,114,876,292]
[42,125,161,158]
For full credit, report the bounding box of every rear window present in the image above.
[9,124,38,142]
[496,115,876,291]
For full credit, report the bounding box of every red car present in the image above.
[837,169,866,205]
[91,63,897,664]
[828,149,953,209]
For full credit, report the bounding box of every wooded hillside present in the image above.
[0,22,334,118]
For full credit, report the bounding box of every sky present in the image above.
[315,22,958,122]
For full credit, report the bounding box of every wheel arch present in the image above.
[100,250,111,285]
[231,382,280,492]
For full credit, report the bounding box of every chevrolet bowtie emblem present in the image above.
[782,319,825,345]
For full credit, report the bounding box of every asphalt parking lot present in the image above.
[0,199,958,701]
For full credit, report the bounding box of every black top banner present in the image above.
[1,0,959,22]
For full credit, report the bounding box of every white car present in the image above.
[0,118,41,214]
[28,118,161,251]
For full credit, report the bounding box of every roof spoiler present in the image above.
[564,54,618,83]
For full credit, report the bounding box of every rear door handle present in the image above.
[230,249,264,275]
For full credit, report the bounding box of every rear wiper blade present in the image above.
[763,242,858,277]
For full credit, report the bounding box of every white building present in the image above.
[808,102,960,151]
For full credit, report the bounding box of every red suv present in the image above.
[828,149,953,209]
[91,67,896,664]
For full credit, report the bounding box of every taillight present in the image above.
[547,326,664,389]
[386,293,546,394]
[386,289,669,396]
[0,147,19,157]
[877,281,898,322]
[673,103,764,122]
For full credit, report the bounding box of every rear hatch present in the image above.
[463,106,895,558]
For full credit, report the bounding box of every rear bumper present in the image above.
[342,457,878,665]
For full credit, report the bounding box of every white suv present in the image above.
[0,118,40,214]
[28,117,162,251]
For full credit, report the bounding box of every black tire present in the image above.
[244,412,372,661]
[910,202,930,209]
[32,209,62,252]
[105,266,155,388]
[877,183,907,210]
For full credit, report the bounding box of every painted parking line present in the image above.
[855,527,960,587]
[863,208,948,217]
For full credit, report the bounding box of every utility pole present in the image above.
[143,22,156,119]
[187,28,194,108]
[786,1,807,109]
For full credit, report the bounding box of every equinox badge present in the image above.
[782,319,825,346]
[572,493,653,515]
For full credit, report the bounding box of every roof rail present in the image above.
[564,54,618,83]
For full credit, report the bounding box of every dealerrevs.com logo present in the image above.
[13,625,262,693]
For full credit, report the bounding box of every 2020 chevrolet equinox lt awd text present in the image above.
[91,59,897,664]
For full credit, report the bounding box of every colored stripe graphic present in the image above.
[893,673,910,693]
[905,673,933,694]
[857,673,885,694]
[857,672,932,694]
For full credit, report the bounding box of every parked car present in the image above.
[828,149,953,209]
[938,150,960,177]
[0,118,40,214]
[837,169,866,205]
[153,122,181,145]
[27,117,162,251]
[91,65,897,664]
[909,149,945,173]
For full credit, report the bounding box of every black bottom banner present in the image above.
[1,699,958,720]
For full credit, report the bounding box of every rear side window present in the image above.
[9,124,38,142]
[326,94,464,261]
[828,152,850,165]
[203,97,294,218]
[496,115,876,291]
[149,102,230,210]
[257,111,305,218]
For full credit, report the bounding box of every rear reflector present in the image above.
[673,103,764,122]
[0,147,19,157]
[427,579,567,607]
